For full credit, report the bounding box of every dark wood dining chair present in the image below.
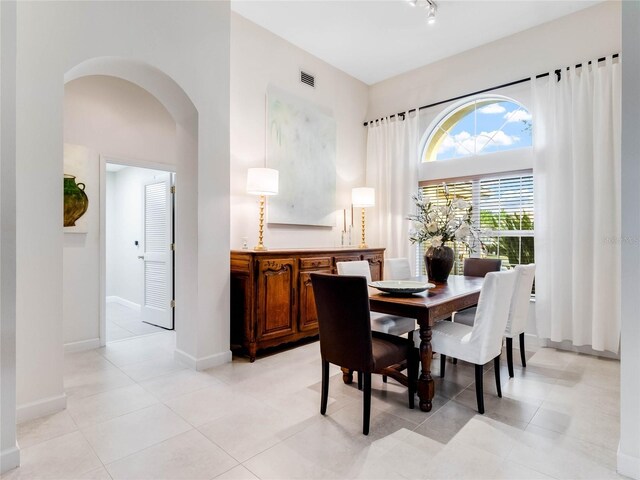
[464,258,502,277]
[310,273,417,435]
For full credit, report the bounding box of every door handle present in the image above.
[137,255,145,260]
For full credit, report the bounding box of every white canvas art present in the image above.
[266,86,336,227]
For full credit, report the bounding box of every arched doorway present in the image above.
[63,57,198,358]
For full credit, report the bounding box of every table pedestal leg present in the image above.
[417,321,434,412]
[341,367,353,384]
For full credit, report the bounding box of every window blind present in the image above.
[416,173,534,275]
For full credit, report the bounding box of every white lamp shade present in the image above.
[247,168,279,196]
[352,187,375,207]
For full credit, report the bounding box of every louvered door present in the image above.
[141,174,174,329]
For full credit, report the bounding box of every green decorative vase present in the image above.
[64,174,88,227]
[424,245,455,282]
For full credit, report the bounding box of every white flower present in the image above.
[427,222,438,233]
[430,235,443,248]
[455,224,471,240]
[453,198,470,210]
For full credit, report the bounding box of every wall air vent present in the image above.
[300,70,315,88]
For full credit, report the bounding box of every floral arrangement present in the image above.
[408,183,482,250]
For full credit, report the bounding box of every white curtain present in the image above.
[533,57,621,353]
[365,112,419,267]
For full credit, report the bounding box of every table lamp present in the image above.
[352,187,375,249]
[247,168,279,251]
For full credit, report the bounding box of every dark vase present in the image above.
[64,174,89,227]
[425,245,455,282]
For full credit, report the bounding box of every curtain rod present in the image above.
[363,53,619,127]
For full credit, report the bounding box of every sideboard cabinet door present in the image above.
[298,269,332,332]
[256,258,297,341]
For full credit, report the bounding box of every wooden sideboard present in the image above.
[230,247,385,361]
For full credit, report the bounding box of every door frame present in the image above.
[99,155,176,346]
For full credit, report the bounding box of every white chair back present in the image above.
[336,261,372,283]
[384,258,412,280]
[505,264,536,337]
[469,270,517,363]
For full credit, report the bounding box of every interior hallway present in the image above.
[106,302,166,343]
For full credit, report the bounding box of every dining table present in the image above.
[368,274,485,412]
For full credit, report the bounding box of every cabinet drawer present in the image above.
[299,257,332,270]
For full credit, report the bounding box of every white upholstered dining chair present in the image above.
[384,257,413,281]
[453,264,536,377]
[432,269,517,414]
[336,261,416,337]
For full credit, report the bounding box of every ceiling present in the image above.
[231,0,602,85]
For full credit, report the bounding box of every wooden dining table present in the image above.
[368,275,485,412]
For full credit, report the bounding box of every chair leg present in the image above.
[363,373,371,435]
[519,332,527,368]
[494,355,502,398]
[506,337,514,378]
[357,371,363,391]
[453,358,457,365]
[474,364,485,414]
[321,360,329,415]
[440,354,446,378]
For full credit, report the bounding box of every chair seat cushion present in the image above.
[371,313,416,336]
[431,320,481,364]
[371,334,410,371]
[453,308,476,327]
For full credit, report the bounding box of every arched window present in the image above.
[422,96,532,163]
[416,95,534,275]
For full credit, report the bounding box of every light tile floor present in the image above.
[4,331,623,480]
[106,302,167,342]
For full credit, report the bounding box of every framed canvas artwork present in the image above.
[266,86,336,227]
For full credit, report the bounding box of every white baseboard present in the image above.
[0,445,20,474]
[174,349,232,371]
[16,393,67,424]
[618,445,640,479]
[64,338,100,353]
[106,296,141,312]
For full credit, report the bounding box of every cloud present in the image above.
[437,129,521,156]
[479,104,506,114]
[474,130,520,152]
[504,109,532,123]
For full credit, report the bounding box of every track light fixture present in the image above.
[406,0,437,25]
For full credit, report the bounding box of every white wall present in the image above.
[107,166,170,308]
[65,76,176,164]
[105,172,116,297]
[230,13,369,249]
[619,2,640,477]
[0,0,20,473]
[14,1,230,420]
[63,76,177,348]
[368,1,621,121]
[62,144,100,348]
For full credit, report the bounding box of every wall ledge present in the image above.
[0,445,20,474]
[174,349,232,371]
[16,393,66,424]
[618,445,640,480]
